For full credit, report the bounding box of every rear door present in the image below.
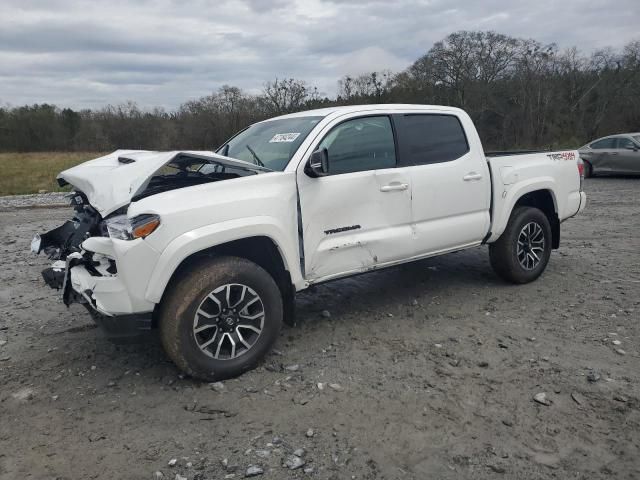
[296,114,414,282]
[393,113,491,255]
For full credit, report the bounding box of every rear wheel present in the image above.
[489,207,552,284]
[583,160,593,178]
[159,256,283,381]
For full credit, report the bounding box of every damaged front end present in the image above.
[32,191,154,341]
[32,150,268,341]
[33,149,263,296]
[32,191,108,292]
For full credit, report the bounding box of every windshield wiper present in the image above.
[245,144,265,167]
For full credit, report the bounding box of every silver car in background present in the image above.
[578,133,640,177]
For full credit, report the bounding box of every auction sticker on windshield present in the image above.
[269,133,301,143]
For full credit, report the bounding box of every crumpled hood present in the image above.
[58,150,268,217]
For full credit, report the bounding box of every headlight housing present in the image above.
[105,214,161,240]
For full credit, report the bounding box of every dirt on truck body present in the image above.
[0,177,639,479]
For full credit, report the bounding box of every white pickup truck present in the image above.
[33,104,586,380]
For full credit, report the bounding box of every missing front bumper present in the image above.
[40,255,154,342]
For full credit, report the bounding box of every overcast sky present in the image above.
[1,0,638,110]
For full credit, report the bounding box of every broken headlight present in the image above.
[105,214,161,240]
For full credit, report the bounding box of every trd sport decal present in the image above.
[546,151,576,161]
[324,225,362,235]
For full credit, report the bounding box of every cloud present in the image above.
[0,0,638,109]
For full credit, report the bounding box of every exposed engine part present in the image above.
[35,192,106,260]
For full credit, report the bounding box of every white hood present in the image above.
[58,150,268,217]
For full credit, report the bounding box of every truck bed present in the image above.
[485,149,585,243]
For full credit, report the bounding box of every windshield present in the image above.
[217,116,323,171]
[634,135,640,144]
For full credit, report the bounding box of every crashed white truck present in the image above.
[32,104,586,381]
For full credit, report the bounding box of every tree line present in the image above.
[1,31,638,153]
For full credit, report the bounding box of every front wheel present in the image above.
[159,256,283,381]
[489,207,552,284]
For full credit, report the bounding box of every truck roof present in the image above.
[265,104,464,121]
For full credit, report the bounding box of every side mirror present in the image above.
[625,144,639,151]
[305,148,329,177]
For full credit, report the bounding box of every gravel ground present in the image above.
[0,192,69,210]
[0,178,639,479]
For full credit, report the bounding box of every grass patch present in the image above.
[0,152,105,196]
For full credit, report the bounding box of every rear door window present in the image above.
[317,116,396,175]
[590,138,616,149]
[616,137,636,149]
[394,114,469,166]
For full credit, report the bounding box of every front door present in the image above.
[296,114,413,282]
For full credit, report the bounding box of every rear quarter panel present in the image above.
[487,151,582,241]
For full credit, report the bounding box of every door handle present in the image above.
[463,172,483,181]
[380,183,409,192]
[611,152,619,155]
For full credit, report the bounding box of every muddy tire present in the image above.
[489,207,552,284]
[159,256,282,381]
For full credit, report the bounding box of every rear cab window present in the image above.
[394,114,469,166]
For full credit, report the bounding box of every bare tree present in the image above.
[261,78,309,115]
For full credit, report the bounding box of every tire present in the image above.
[159,256,283,381]
[584,160,593,178]
[489,207,552,284]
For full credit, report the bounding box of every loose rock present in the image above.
[587,370,601,383]
[328,383,343,392]
[533,392,551,406]
[306,428,315,438]
[284,454,306,470]
[254,449,270,459]
[487,463,506,474]
[11,388,34,401]
[571,392,585,405]
[168,459,177,467]
[210,382,225,392]
[245,465,264,477]
[321,310,331,318]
